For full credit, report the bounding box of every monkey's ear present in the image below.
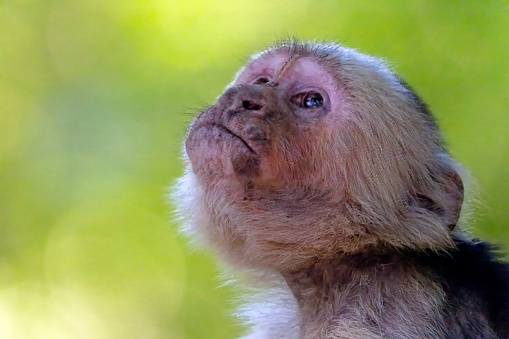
[414,171,464,231]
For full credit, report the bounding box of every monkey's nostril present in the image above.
[242,100,263,111]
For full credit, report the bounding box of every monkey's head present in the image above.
[174,41,464,271]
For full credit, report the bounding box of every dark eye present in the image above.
[253,77,270,85]
[293,91,324,109]
[303,92,323,108]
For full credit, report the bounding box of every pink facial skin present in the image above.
[186,52,347,194]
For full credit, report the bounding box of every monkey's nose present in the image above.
[242,100,263,111]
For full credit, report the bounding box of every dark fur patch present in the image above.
[396,77,435,123]
[408,239,509,338]
[299,241,509,337]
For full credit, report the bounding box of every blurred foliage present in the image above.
[0,0,507,338]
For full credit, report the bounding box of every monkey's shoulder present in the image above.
[412,239,509,337]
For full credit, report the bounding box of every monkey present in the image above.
[172,40,509,338]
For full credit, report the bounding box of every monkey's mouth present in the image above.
[211,123,256,154]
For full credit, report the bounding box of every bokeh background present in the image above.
[1,0,508,338]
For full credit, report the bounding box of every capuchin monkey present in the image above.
[172,41,509,338]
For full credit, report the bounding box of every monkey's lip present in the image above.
[211,123,257,154]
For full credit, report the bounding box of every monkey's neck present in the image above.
[282,248,399,312]
[281,247,444,336]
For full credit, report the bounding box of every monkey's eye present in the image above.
[304,92,324,108]
[253,77,270,85]
[292,91,324,109]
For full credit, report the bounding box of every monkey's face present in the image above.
[186,53,344,192]
[178,43,461,270]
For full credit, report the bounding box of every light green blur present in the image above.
[0,1,507,338]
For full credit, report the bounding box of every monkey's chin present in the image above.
[213,124,257,155]
[186,123,262,179]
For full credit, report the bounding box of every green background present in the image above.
[1,1,508,338]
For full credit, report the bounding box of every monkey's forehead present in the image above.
[230,41,394,91]
[236,42,340,79]
[232,53,340,95]
[231,44,347,90]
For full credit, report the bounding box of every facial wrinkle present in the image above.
[269,55,299,87]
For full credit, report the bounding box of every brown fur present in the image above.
[173,41,508,338]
